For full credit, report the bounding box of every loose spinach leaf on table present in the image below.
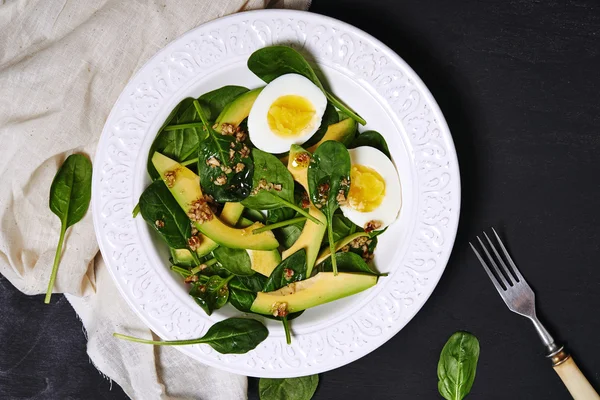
[114,317,268,354]
[259,375,319,400]
[194,100,254,202]
[242,149,319,224]
[229,274,267,312]
[189,275,233,315]
[307,141,351,275]
[437,331,480,400]
[318,252,383,276]
[138,180,193,249]
[263,249,307,292]
[247,45,365,125]
[45,154,92,304]
[212,246,254,276]
[350,130,391,158]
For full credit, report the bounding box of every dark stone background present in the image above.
[2,0,599,398]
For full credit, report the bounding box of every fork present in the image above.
[470,228,599,399]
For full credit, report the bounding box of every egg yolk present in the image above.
[267,95,315,137]
[347,164,386,212]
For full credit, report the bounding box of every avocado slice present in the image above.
[195,202,244,256]
[283,145,327,276]
[214,87,262,132]
[305,118,357,154]
[152,152,278,250]
[250,272,378,315]
[170,248,196,268]
[247,249,282,277]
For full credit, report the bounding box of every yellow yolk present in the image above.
[267,95,315,137]
[347,165,386,212]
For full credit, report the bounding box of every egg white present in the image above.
[248,74,327,153]
[340,146,402,231]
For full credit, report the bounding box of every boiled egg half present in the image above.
[248,74,327,153]
[340,146,402,231]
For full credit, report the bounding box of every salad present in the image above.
[134,45,402,345]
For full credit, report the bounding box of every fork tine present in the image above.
[476,236,512,287]
[483,231,518,283]
[470,242,506,294]
[491,227,524,281]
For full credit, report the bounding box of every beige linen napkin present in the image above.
[0,0,310,398]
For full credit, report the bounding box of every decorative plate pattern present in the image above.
[92,10,460,378]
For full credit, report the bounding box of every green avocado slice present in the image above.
[152,152,278,251]
[250,272,377,316]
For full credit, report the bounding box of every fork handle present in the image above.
[551,348,600,399]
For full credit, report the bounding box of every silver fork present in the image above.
[471,228,599,400]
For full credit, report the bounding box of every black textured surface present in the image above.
[3,1,600,399]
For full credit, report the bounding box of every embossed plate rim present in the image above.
[92,9,460,377]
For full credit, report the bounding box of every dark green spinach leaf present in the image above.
[319,252,383,276]
[212,246,254,276]
[197,85,249,121]
[229,274,268,312]
[438,331,480,400]
[263,249,307,292]
[45,154,92,304]
[350,130,391,158]
[114,317,268,354]
[248,45,365,125]
[259,375,319,400]
[194,100,254,202]
[307,141,351,275]
[189,275,233,315]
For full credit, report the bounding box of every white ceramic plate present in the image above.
[93,9,460,378]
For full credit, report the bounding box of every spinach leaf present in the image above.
[275,220,305,249]
[319,252,383,276]
[242,207,266,224]
[229,274,267,312]
[139,180,193,249]
[248,45,365,125]
[266,207,296,224]
[195,100,254,202]
[350,130,391,158]
[147,98,203,179]
[189,275,233,315]
[323,213,355,244]
[438,331,480,400]
[242,148,320,224]
[263,249,307,292]
[197,85,249,121]
[45,154,92,304]
[259,375,319,400]
[212,246,254,276]
[307,141,351,275]
[114,317,268,354]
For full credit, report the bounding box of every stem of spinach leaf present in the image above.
[252,217,307,234]
[44,225,66,304]
[181,158,198,167]
[163,122,206,131]
[132,203,140,218]
[326,215,338,276]
[171,265,191,277]
[113,333,210,346]
[264,192,321,225]
[190,257,218,275]
[282,316,291,345]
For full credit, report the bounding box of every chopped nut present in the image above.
[273,183,282,191]
[229,148,235,161]
[350,236,369,249]
[300,191,310,209]
[154,219,165,229]
[283,268,294,281]
[364,220,383,233]
[340,177,350,188]
[336,189,347,205]
[234,162,245,173]
[220,165,232,174]
[164,170,177,188]
[214,175,227,186]
[221,123,235,136]
[187,197,214,223]
[235,129,247,142]
[362,252,374,263]
[206,156,220,168]
[341,245,350,252]
[187,235,202,251]
[197,284,207,293]
[190,222,198,236]
[272,302,289,318]
[230,142,236,149]
[184,274,199,284]
[317,182,330,205]
[239,144,250,158]
[292,152,311,168]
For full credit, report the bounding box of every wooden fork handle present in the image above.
[551,349,600,399]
